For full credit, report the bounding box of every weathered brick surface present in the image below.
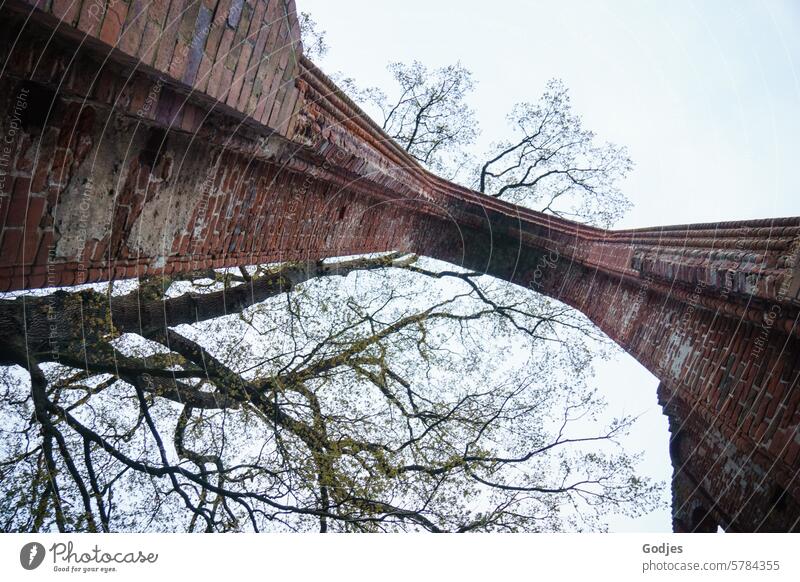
[1,0,799,531]
[13,0,303,133]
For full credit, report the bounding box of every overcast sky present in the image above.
[299,0,800,531]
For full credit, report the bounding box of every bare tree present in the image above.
[302,14,631,227]
[477,79,633,227]
[298,11,329,61]
[335,61,478,178]
[0,256,659,532]
[340,71,631,226]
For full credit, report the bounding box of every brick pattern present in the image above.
[568,265,800,532]
[15,0,303,137]
[661,380,800,532]
[0,7,416,289]
[2,0,800,532]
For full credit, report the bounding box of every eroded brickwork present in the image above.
[0,1,421,289]
[1,0,799,531]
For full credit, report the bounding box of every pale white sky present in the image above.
[302,0,799,226]
[300,0,800,532]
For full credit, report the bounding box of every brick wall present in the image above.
[0,2,422,289]
[17,0,304,136]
